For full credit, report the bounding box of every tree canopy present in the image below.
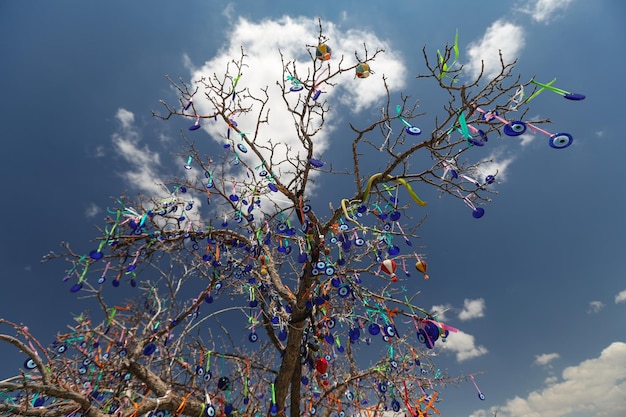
[0,21,578,417]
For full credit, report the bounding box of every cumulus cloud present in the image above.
[477,151,515,182]
[534,352,560,366]
[465,20,525,80]
[186,16,407,206]
[84,202,101,219]
[520,0,574,23]
[588,300,605,314]
[616,289,626,304]
[111,108,165,196]
[518,132,536,147]
[441,330,488,362]
[471,342,626,417]
[458,298,486,321]
[116,108,135,129]
[430,304,452,322]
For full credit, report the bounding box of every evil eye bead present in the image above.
[424,323,439,342]
[248,332,259,343]
[472,207,485,218]
[417,329,427,344]
[564,93,585,100]
[204,372,212,382]
[217,377,230,391]
[290,84,304,92]
[142,343,157,356]
[89,250,104,260]
[345,391,354,401]
[478,392,486,400]
[206,405,216,417]
[368,323,380,335]
[503,121,527,136]
[56,344,67,354]
[349,327,360,342]
[354,238,365,247]
[338,285,351,298]
[316,261,326,270]
[468,137,486,146]
[189,123,201,131]
[406,126,421,136]
[237,143,248,153]
[482,110,498,121]
[549,133,573,149]
[485,175,495,184]
[195,366,204,376]
[24,359,37,370]
[384,325,396,338]
[387,245,400,256]
[378,382,387,393]
[392,400,401,412]
[389,211,401,221]
[327,318,336,329]
[325,266,336,276]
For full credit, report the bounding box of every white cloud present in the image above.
[85,202,101,219]
[465,20,525,80]
[430,304,452,322]
[186,16,407,211]
[458,298,486,321]
[615,289,626,304]
[112,108,165,197]
[520,0,574,23]
[534,352,560,366]
[222,3,235,21]
[519,132,536,147]
[477,150,514,183]
[441,329,488,362]
[471,342,626,417]
[115,108,135,129]
[588,300,605,314]
[544,376,558,385]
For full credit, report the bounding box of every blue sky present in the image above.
[1,1,625,416]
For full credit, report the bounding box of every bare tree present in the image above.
[1,21,557,417]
